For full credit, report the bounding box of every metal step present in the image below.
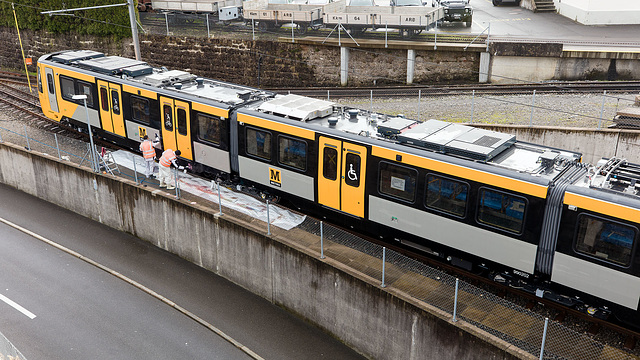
[534,0,556,12]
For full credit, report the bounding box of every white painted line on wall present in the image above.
[0,294,36,319]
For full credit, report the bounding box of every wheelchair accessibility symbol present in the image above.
[347,164,358,181]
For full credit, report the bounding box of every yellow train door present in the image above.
[159,96,193,160]
[97,80,125,137]
[318,137,367,218]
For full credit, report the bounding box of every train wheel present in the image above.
[258,21,269,32]
[296,23,308,35]
[465,17,472,27]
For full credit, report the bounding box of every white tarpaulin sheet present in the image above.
[111,150,306,230]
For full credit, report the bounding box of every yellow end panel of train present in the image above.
[160,96,193,161]
[318,136,367,218]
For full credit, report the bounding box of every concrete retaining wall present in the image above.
[0,141,531,360]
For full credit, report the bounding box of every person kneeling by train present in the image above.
[159,148,183,189]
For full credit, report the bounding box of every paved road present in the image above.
[0,183,365,360]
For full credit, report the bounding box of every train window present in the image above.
[322,147,338,180]
[345,152,361,187]
[77,81,93,107]
[477,188,527,234]
[163,104,173,131]
[278,136,306,171]
[47,73,54,94]
[177,108,187,135]
[246,127,271,160]
[60,76,75,101]
[425,174,468,217]
[100,88,109,111]
[575,215,636,267]
[379,161,417,202]
[196,113,221,145]
[37,67,43,94]
[131,96,150,124]
[111,90,120,115]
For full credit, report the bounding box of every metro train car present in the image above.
[36,50,640,327]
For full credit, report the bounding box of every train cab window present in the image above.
[322,147,338,180]
[77,81,93,107]
[477,189,527,234]
[111,90,120,115]
[379,161,417,202]
[426,174,468,217]
[60,76,75,101]
[131,96,150,124]
[37,67,43,93]
[246,127,271,160]
[575,215,636,267]
[278,136,306,171]
[163,105,173,131]
[196,113,221,145]
[47,73,55,94]
[100,88,109,111]
[177,108,187,135]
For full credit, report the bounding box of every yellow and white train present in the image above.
[37,49,640,328]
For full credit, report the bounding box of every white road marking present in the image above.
[0,293,36,319]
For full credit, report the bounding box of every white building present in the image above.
[554,0,640,25]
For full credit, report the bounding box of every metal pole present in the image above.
[217,180,223,215]
[327,90,330,101]
[291,16,294,42]
[385,21,388,48]
[165,13,169,36]
[486,22,490,52]
[418,89,421,121]
[453,278,459,322]
[127,0,141,60]
[598,90,606,129]
[338,20,341,47]
[539,318,549,360]
[54,134,61,159]
[0,129,3,143]
[370,90,373,115]
[174,167,179,198]
[320,221,325,259]
[434,19,438,50]
[132,153,139,184]
[381,247,387,288]
[206,13,210,38]
[470,89,475,123]
[529,89,536,127]
[24,125,31,151]
[83,98,98,172]
[252,19,255,41]
[266,199,271,235]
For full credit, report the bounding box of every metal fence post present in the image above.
[24,125,31,151]
[217,180,223,215]
[165,12,169,36]
[453,278,459,322]
[252,19,255,41]
[132,153,139,184]
[266,199,271,235]
[206,13,210,38]
[370,90,373,115]
[598,90,607,129]
[54,133,61,160]
[470,89,475,123]
[381,247,387,288]
[291,16,294,42]
[418,89,421,121]
[327,90,330,101]
[529,89,536,127]
[385,21,388,48]
[320,221,325,259]
[173,167,180,198]
[539,318,549,360]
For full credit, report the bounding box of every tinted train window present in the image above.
[77,81,93,107]
[477,188,526,234]
[278,136,306,171]
[47,73,54,94]
[37,67,43,93]
[345,152,361,187]
[246,127,271,160]
[379,161,417,202]
[197,113,221,145]
[60,76,75,100]
[322,147,338,180]
[575,215,636,267]
[163,105,173,131]
[100,88,109,111]
[131,96,150,124]
[111,90,120,115]
[177,107,187,135]
[426,174,468,217]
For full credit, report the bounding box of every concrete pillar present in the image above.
[341,47,349,86]
[407,49,416,85]
[479,52,490,83]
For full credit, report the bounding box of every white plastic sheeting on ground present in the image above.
[111,150,306,230]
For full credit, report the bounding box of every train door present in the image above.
[44,67,58,113]
[97,80,125,136]
[159,96,193,160]
[318,136,367,218]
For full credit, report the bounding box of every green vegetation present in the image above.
[0,0,133,38]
